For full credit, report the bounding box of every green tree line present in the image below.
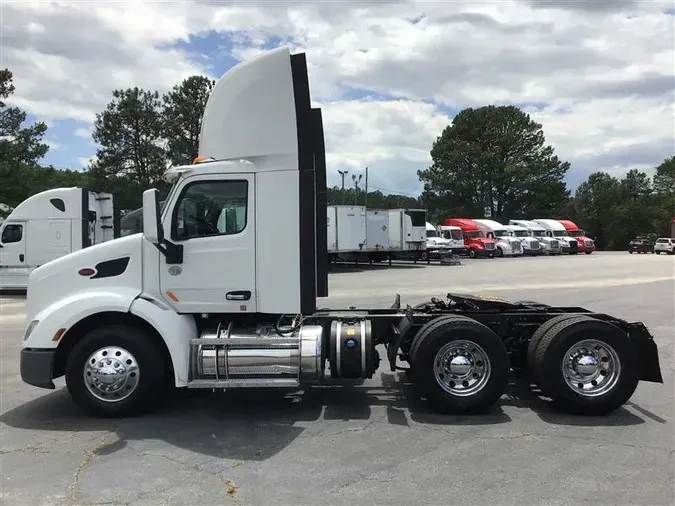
[1,68,673,248]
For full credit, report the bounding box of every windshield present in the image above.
[569,230,584,237]
[553,230,569,237]
[426,230,438,238]
[442,230,463,241]
[494,230,508,237]
[464,230,484,239]
[512,230,530,237]
[532,230,546,237]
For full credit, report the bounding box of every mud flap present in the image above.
[628,323,664,383]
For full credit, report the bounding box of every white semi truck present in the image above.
[533,219,577,254]
[508,220,561,255]
[502,224,538,256]
[19,47,662,419]
[0,188,118,291]
[472,219,523,257]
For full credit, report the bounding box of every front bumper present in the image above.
[20,348,56,389]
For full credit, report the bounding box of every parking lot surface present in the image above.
[1,252,673,505]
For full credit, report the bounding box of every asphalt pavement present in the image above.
[0,251,673,505]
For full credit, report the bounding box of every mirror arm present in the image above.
[153,238,183,264]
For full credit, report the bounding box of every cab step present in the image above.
[187,378,300,389]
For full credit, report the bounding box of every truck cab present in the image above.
[556,219,595,254]
[531,219,574,254]
[502,224,537,255]
[472,219,523,258]
[0,188,117,291]
[437,225,468,255]
[509,220,565,255]
[444,218,496,258]
[424,222,452,259]
[507,220,544,255]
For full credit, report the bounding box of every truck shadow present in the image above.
[0,371,648,462]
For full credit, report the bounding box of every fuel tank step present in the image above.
[186,378,300,389]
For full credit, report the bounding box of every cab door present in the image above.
[0,221,27,288]
[159,174,256,314]
[0,222,27,267]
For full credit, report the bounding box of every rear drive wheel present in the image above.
[409,315,509,414]
[533,317,639,415]
[527,314,591,383]
[65,325,167,417]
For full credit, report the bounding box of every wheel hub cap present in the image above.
[562,339,620,397]
[434,340,491,397]
[84,346,140,402]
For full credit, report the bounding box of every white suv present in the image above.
[654,238,675,255]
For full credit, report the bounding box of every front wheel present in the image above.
[468,249,477,259]
[65,325,168,417]
[409,315,509,414]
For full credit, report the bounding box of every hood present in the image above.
[26,234,144,322]
[478,237,496,244]
[428,237,452,245]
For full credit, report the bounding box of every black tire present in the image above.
[65,324,168,417]
[526,314,591,383]
[497,247,504,257]
[468,249,477,259]
[629,250,633,254]
[533,317,640,415]
[409,315,509,414]
[420,251,429,262]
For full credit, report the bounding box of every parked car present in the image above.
[653,238,675,255]
[628,238,654,253]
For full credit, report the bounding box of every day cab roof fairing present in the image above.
[444,218,481,231]
[557,219,582,232]
[193,46,328,310]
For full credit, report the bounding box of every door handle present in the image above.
[226,290,251,301]
[19,254,24,262]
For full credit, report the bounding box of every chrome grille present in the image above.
[485,243,495,250]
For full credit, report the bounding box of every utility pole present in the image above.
[364,166,368,209]
[352,173,362,205]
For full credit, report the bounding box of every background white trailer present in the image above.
[327,205,367,261]
[388,208,427,261]
[0,187,118,291]
[366,209,390,251]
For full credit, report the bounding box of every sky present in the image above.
[3,0,674,197]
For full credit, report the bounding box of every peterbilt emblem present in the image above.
[168,266,182,276]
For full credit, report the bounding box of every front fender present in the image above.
[129,297,198,386]
[23,288,141,349]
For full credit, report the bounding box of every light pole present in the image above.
[352,173,363,205]
[338,170,348,204]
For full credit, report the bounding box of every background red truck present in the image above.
[557,219,596,254]
[444,218,497,258]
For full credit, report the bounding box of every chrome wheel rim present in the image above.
[562,339,620,397]
[83,346,140,402]
[433,340,491,396]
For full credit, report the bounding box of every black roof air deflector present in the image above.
[312,107,328,298]
[290,52,317,314]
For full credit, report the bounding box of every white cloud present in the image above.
[3,0,674,193]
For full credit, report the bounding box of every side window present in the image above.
[1,224,23,244]
[171,180,248,240]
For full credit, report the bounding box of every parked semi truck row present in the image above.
[17,47,662,419]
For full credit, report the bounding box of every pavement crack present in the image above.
[0,442,51,455]
[68,434,119,505]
